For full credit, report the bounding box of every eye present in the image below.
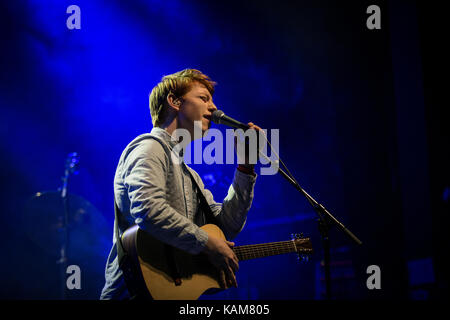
[200,96,208,102]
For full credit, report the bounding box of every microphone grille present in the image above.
[211,110,225,124]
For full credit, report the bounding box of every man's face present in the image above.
[178,81,217,137]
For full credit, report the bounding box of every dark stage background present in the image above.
[0,0,447,300]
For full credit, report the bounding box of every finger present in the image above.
[225,242,239,268]
[219,270,227,289]
[247,122,261,131]
[226,240,235,247]
[230,256,239,272]
[226,266,238,288]
[234,135,244,147]
[224,266,234,287]
[226,251,239,272]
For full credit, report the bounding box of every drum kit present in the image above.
[22,153,111,299]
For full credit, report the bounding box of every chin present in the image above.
[201,125,211,137]
[202,122,211,133]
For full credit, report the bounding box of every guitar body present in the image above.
[121,223,312,300]
[122,224,224,300]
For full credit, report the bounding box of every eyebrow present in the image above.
[199,91,212,99]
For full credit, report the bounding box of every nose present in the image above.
[208,103,218,112]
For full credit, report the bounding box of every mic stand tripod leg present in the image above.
[317,215,331,300]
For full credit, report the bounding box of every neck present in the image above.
[159,118,204,142]
[160,117,179,137]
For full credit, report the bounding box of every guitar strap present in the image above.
[184,164,220,227]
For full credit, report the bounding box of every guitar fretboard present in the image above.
[233,240,296,261]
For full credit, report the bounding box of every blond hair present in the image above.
[149,69,216,127]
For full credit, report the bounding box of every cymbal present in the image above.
[22,191,111,259]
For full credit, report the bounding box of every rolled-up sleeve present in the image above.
[124,140,208,254]
[192,168,257,240]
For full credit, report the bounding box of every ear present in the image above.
[167,93,182,111]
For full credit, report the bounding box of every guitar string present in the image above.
[233,241,308,253]
[235,249,296,260]
[233,241,311,259]
[234,242,298,254]
[233,242,293,254]
[234,242,293,252]
[233,241,304,259]
[233,239,307,250]
[236,248,294,258]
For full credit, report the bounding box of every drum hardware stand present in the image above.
[57,152,79,300]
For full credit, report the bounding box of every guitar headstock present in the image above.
[291,233,313,262]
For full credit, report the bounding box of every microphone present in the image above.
[211,110,249,130]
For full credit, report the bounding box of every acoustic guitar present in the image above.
[121,224,313,300]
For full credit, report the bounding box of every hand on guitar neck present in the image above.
[201,235,239,289]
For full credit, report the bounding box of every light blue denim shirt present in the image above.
[100,127,257,299]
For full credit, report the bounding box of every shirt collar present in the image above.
[150,127,179,149]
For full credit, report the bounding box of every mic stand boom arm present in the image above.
[275,165,362,245]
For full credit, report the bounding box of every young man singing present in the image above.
[100,69,260,300]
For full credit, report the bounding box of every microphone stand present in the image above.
[213,114,362,299]
[258,145,362,300]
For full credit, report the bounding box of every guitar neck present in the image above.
[233,240,296,261]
